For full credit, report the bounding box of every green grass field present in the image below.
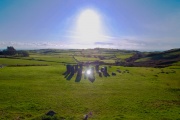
[0,52,179,120]
[74,56,99,62]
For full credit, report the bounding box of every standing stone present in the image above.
[101,67,105,73]
[95,65,99,73]
[66,65,71,73]
[98,71,102,77]
[79,64,83,71]
[75,65,78,73]
[71,65,75,75]
[104,66,107,73]
[77,68,82,76]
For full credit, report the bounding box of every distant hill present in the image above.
[123,48,180,67]
[14,48,180,68]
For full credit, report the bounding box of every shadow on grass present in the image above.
[62,70,74,80]
[88,77,95,83]
[63,71,70,78]
[66,73,74,81]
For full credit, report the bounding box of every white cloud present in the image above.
[0,35,179,51]
[0,41,67,49]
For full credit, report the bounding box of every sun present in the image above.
[76,9,103,42]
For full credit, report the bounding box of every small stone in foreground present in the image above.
[46,110,56,116]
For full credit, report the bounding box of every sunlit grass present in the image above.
[0,54,76,66]
[74,56,99,62]
[100,59,115,63]
[0,64,179,119]
[0,58,56,66]
[115,53,133,60]
[0,50,179,119]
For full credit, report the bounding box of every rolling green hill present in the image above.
[132,48,180,67]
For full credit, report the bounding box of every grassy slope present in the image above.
[0,58,56,66]
[0,54,76,66]
[74,56,99,62]
[0,64,179,119]
[135,49,180,62]
[0,49,179,119]
[115,53,133,60]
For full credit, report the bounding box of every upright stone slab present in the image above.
[77,67,82,76]
[75,65,78,73]
[70,65,75,75]
[101,67,105,73]
[66,65,71,73]
[79,64,83,70]
[91,67,95,76]
[104,66,107,73]
[95,65,99,73]
[99,71,102,77]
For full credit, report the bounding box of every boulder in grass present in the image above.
[46,110,56,116]
[116,70,121,73]
[83,112,92,120]
[112,72,116,76]
[83,114,88,120]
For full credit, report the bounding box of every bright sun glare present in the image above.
[86,69,91,75]
[76,9,103,42]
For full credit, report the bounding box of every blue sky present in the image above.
[0,0,180,51]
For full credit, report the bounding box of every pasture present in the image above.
[0,50,179,120]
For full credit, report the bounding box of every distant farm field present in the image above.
[0,50,180,120]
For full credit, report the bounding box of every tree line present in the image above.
[0,46,29,57]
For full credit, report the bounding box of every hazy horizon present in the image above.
[0,0,180,51]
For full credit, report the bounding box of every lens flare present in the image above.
[86,69,91,75]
